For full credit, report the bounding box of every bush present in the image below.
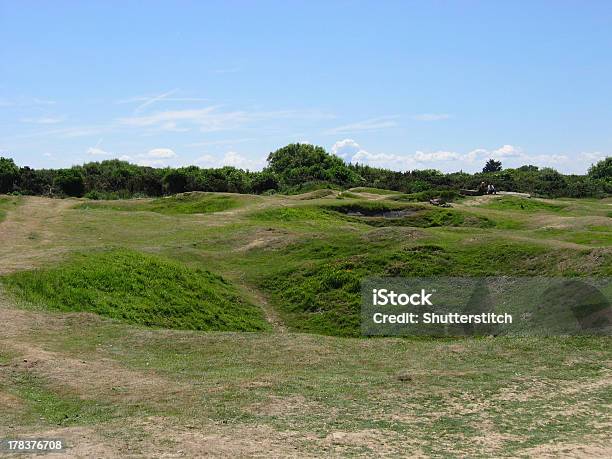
[53,168,85,197]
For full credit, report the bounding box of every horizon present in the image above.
[2,142,603,177]
[1,1,611,174]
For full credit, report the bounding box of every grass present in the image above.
[388,190,463,202]
[321,201,493,228]
[259,237,577,336]
[348,187,402,195]
[77,192,257,215]
[485,196,567,212]
[0,195,20,222]
[2,249,269,331]
[1,192,611,456]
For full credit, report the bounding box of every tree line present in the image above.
[1,143,610,199]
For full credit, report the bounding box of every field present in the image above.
[0,190,611,457]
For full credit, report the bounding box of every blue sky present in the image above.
[1,1,611,173]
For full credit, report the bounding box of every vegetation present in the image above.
[0,195,20,222]
[77,192,257,215]
[483,158,503,172]
[0,185,610,456]
[2,249,269,331]
[1,145,610,199]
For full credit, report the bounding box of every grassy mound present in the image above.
[484,196,567,212]
[2,250,269,331]
[78,192,256,215]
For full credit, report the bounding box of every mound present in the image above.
[484,196,566,212]
[2,250,269,331]
[77,192,258,215]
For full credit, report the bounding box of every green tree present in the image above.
[53,168,85,197]
[483,159,502,173]
[0,157,19,193]
[588,157,612,180]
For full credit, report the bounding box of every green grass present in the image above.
[0,195,21,222]
[1,193,611,455]
[2,249,269,331]
[388,190,463,202]
[322,201,493,228]
[4,371,119,426]
[485,196,567,212]
[77,192,256,215]
[258,235,576,336]
[348,187,402,195]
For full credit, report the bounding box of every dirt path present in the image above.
[0,196,74,275]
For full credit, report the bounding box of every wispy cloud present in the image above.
[20,116,64,125]
[0,97,56,107]
[116,89,209,113]
[26,125,109,139]
[118,106,329,133]
[87,138,110,156]
[325,116,399,134]
[412,113,451,121]
[185,138,255,147]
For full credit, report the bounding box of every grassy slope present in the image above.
[1,193,610,455]
[2,249,269,331]
[76,192,259,215]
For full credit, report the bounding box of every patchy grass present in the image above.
[323,201,493,228]
[77,192,257,215]
[2,249,269,331]
[1,194,611,456]
[0,195,21,222]
[388,190,463,203]
[485,196,567,213]
[348,187,402,195]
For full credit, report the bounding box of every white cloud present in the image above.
[414,150,460,162]
[492,144,522,158]
[581,152,607,162]
[325,116,399,134]
[196,151,265,170]
[331,139,362,158]
[132,148,178,167]
[346,143,583,172]
[412,114,451,121]
[87,147,111,156]
[146,148,176,158]
[351,150,417,170]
